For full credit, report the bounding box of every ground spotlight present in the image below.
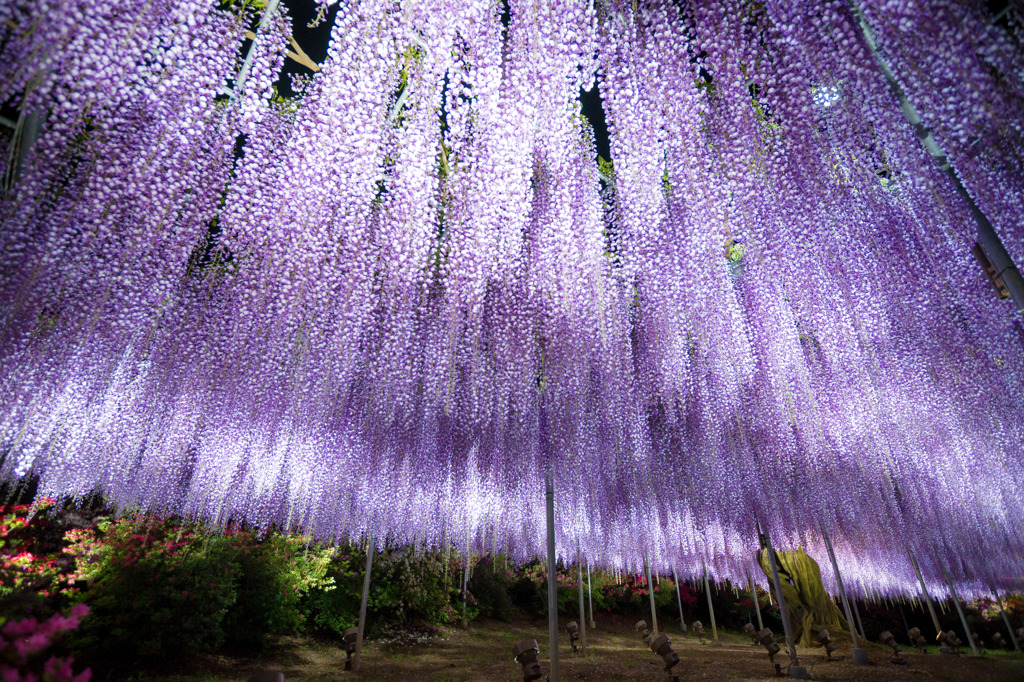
[343,627,359,670]
[743,622,759,645]
[970,632,986,651]
[636,620,653,644]
[814,629,837,660]
[690,620,706,645]
[992,632,1006,649]
[648,633,681,682]
[907,627,927,653]
[567,621,581,653]
[879,630,906,664]
[511,638,543,682]
[757,627,784,676]
[937,630,962,655]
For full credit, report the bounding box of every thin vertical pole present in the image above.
[746,569,763,631]
[674,567,687,631]
[587,561,596,629]
[704,564,719,642]
[851,590,867,640]
[644,553,659,634]
[545,468,560,682]
[352,529,374,673]
[232,0,282,97]
[822,531,861,651]
[942,566,978,655]
[764,531,802,671]
[577,544,587,650]
[910,550,942,637]
[995,589,1021,652]
[461,527,471,626]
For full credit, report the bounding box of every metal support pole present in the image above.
[704,564,720,643]
[942,566,979,655]
[995,589,1021,652]
[746,569,763,631]
[910,550,942,637]
[851,590,867,640]
[764,531,808,678]
[674,567,687,631]
[587,561,596,629]
[545,468,560,682]
[644,553,659,634]
[822,531,867,663]
[854,2,1024,312]
[577,545,587,650]
[461,527,471,627]
[230,0,282,98]
[352,530,374,673]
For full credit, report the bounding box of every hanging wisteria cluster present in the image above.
[2,0,1023,598]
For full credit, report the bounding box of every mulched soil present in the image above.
[160,614,1024,681]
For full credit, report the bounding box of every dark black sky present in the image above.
[281,0,611,161]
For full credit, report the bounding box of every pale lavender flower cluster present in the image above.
[1,0,1023,595]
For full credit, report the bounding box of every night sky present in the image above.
[281,0,611,161]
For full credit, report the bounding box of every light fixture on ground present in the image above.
[814,629,837,660]
[879,630,906,664]
[992,633,1006,649]
[512,639,544,682]
[1017,627,1024,643]
[342,627,359,670]
[744,622,759,645]
[907,627,927,653]
[636,620,653,644]
[566,621,581,653]
[970,632,985,651]
[756,627,784,676]
[648,634,681,682]
[937,630,962,655]
[690,620,706,645]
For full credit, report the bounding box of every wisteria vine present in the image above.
[1,0,1023,598]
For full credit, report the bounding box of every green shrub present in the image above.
[62,517,335,665]
[304,544,458,636]
[219,530,335,650]
[467,555,512,621]
[64,517,239,663]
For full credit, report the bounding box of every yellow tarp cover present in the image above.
[758,547,848,647]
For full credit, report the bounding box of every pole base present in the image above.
[851,647,870,665]
[588,620,595,629]
[788,665,810,679]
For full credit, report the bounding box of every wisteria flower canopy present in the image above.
[1,0,1023,597]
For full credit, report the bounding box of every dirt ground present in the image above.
[175,615,1024,682]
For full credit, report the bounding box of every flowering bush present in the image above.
[0,604,91,682]
[62,516,336,661]
[0,500,68,618]
[63,517,240,663]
